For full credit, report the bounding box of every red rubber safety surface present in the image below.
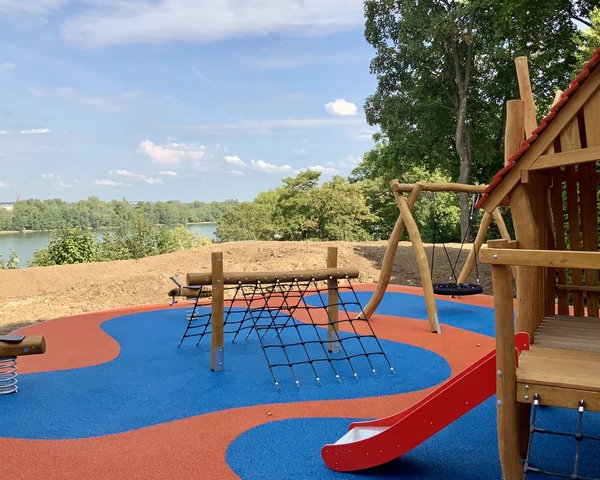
[1,285,495,480]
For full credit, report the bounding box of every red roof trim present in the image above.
[480,47,600,207]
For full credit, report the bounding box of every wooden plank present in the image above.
[509,181,554,334]
[187,267,359,286]
[582,90,600,316]
[549,169,569,314]
[481,71,600,213]
[560,116,585,315]
[396,193,440,333]
[531,144,600,170]
[520,170,552,186]
[360,182,424,318]
[565,165,585,315]
[558,284,600,292]
[534,317,600,351]
[490,239,523,480]
[517,346,600,391]
[481,247,600,269]
[516,383,600,411]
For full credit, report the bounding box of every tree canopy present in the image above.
[1,197,237,232]
[362,0,594,234]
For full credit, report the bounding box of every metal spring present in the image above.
[0,356,18,394]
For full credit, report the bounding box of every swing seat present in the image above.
[432,282,483,296]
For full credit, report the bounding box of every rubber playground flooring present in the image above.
[1,285,599,479]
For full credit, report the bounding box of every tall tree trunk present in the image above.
[449,8,475,240]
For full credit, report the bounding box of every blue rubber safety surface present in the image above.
[227,399,600,480]
[0,306,449,439]
[305,291,497,337]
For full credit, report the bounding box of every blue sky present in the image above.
[0,1,378,203]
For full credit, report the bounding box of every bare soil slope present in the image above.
[0,240,492,334]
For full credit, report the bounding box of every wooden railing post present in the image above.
[327,247,340,353]
[486,239,523,480]
[211,252,224,371]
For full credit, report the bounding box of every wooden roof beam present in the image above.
[531,144,600,171]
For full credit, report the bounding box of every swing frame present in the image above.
[429,190,484,296]
[360,180,512,333]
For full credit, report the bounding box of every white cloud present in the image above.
[336,154,362,170]
[20,128,51,135]
[325,98,358,117]
[61,0,363,47]
[0,0,68,16]
[138,139,206,165]
[58,180,73,188]
[306,165,337,174]
[158,170,177,177]
[247,52,366,70]
[250,159,296,175]
[111,169,163,185]
[229,170,246,177]
[0,130,9,135]
[171,116,361,136]
[93,179,132,187]
[0,62,15,71]
[224,155,247,168]
[30,86,128,114]
[0,181,9,188]
[41,173,57,179]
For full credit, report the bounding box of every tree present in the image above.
[215,198,277,242]
[310,176,377,241]
[272,170,321,240]
[363,0,590,237]
[216,171,379,242]
[576,6,600,67]
[31,226,98,266]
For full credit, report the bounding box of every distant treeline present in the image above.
[0,197,238,231]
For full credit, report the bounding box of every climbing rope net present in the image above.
[524,394,600,479]
[178,273,394,389]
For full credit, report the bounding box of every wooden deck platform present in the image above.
[516,315,600,411]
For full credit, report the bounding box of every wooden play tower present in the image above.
[480,51,600,479]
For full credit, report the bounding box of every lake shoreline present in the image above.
[0,223,217,267]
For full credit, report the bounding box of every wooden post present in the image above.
[505,100,526,165]
[360,182,424,318]
[396,193,441,333]
[327,247,340,353]
[211,252,224,371]
[488,239,523,480]
[457,210,492,284]
[515,57,538,138]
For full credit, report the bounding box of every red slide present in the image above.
[321,333,529,472]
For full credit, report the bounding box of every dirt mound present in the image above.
[0,240,491,334]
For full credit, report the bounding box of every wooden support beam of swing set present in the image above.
[392,182,488,194]
[360,179,511,332]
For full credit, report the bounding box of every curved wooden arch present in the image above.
[360,179,511,332]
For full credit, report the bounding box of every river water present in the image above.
[0,224,217,268]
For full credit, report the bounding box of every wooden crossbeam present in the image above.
[531,144,600,171]
[187,267,359,286]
